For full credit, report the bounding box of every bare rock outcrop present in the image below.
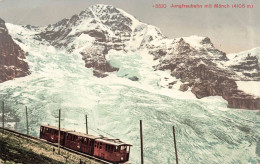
[0,18,29,83]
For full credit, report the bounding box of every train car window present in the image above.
[115,146,119,152]
[127,146,130,153]
[120,146,127,151]
[123,146,125,150]
[98,142,102,149]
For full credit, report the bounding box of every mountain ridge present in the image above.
[1,4,260,110]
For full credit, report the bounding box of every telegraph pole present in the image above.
[58,109,61,155]
[2,102,4,134]
[85,114,88,134]
[173,126,178,164]
[25,106,29,135]
[140,120,144,164]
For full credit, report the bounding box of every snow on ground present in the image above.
[236,81,260,97]
[182,35,206,49]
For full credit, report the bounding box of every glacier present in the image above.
[0,11,260,164]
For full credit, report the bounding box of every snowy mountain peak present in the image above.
[84,4,139,24]
[228,47,260,61]
[225,47,260,79]
[5,4,259,110]
[83,4,135,30]
[182,35,211,49]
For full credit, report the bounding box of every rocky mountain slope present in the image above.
[3,4,260,110]
[226,47,260,80]
[0,18,29,83]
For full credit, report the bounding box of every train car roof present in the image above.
[41,124,72,132]
[67,131,99,140]
[96,138,132,146]
[41,124,99,139]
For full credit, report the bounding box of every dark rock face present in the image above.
[154,38,260,110]
[230,54,260,79]
[190,64,259,110]
[129,76,139,81]
[0,18,29,83]
[80,45,118,78]
[179,84,190,92]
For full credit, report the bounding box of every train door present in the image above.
[61,131,66,146]
[90,139,94,155]
[101,153,105,159]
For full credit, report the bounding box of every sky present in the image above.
[0,0,259,53]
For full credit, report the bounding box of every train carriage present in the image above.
[65,131,98,155]
[40,125,70,145]
[94,138,131,163]
[40,125,132,163]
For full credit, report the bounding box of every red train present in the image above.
[40,125,132,163]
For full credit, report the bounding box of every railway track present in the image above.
[0,127,115,164]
